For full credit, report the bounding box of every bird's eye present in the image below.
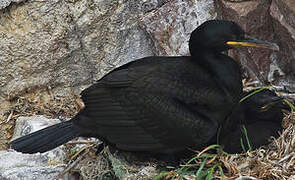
[231,35,237,40]
[261,104,270,111]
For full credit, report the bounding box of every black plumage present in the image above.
[220,89,290,153]
[10,20,279,154]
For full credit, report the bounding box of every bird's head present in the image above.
[240,89,291,124]
[241,89,285,111]
[189,20,279,56]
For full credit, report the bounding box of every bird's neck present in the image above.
[193,51,232,77]
[193,51,242,100]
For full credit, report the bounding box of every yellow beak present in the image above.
[226,36,279,51]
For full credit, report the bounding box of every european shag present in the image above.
[10,20,279,154]
[220,89,290,153]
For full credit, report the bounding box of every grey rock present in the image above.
[13,116,61,137]
[0,116,77,179]
[0,0,25,9]
[140,0,159,12]
[270,0,295,92]
[0,0,11,9]
[0,0,154,101]
[140,0,216,56]
[215,0,276,84]
[0,150,69,180]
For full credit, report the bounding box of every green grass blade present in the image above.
[196,170,208,180]
[240,86,270,103]
[206,164,218,180]
[198,144,225,157]
[284,99,295,110]
[195,157,208,178]
[240,137,246,153]
[152,172,170,180]
[218,165,225,178]
[241,125,252,151]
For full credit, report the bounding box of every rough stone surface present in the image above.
[270,0,295,92]
[0,0,24,10]
[215,0,277,85]
[13,116,61,137]
[0,0,154,100]
[0,0,11,9]
[215,0,295,92]
[0,1,191,179]
[0,116,73,179]
[0,0,24,9]
[0,150,69,180]
[140,0,216,55]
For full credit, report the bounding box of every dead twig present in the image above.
[56,147,90,179]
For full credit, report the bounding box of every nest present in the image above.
[221,111,295,179]
[2,86,295,179]
[231,111,295,179]
[164,111,295,180]
[0,88,81,150]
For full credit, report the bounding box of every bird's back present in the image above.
[73,56,241,153]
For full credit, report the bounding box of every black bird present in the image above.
[10,20,279,154]
[220,89,290,153]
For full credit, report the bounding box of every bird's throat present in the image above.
[195,52,242,103]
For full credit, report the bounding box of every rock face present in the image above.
[0,151,68,180]
[2,0,295,179]
[0,1,293,107]
[0,0,24,10]
[0,0,154,100]
[140,0,216,55]
[215,0,295,92]
[0,0,217,102]
[270,0,295,92]
[215,0,276,83]
[0,1,217,179]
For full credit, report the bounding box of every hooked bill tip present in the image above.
[270,43,280,51]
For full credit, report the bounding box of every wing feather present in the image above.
[75,57,219,153]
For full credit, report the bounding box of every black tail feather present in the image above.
[10,119,80,154]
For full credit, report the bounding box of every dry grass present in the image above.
[0,88,81,150]
[1,85,295,179]
[221,111,295,179]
